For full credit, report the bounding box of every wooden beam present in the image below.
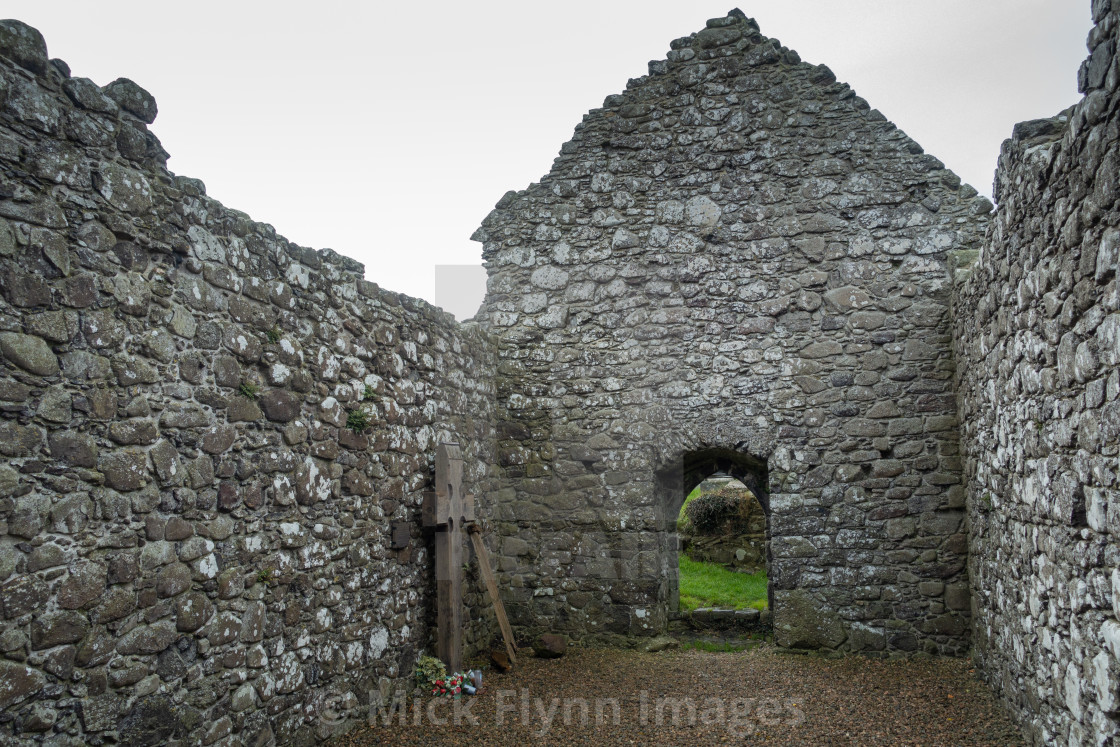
[469,525,517,666]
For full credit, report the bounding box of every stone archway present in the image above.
[656,447,771,615]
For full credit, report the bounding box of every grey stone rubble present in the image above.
[0,2,1115,745]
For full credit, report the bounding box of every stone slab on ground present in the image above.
[685,607,769,634]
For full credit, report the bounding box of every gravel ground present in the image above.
[332,644,1024,746]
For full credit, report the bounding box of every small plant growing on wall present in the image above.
[239,381,260,399]
[363,384,376,401]
[346,407,371,433]
[266,327,282,343]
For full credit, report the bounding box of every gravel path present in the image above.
[333,644,1024,746]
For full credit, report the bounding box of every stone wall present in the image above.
[0,22,497,745]
[954,2,1120,743]
[476,10,993,655]
[6,2,1117,743]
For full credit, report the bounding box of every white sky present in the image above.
[6,1,1092,318]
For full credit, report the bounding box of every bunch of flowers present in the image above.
[431,672,467,697]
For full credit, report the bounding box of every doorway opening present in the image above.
[657,448,771,631]
[677,474,768,611]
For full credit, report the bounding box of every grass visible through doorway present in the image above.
[678,556,767,611]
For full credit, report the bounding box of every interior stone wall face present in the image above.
[0,22,498,745]
[475,10,992,655]
[5,2,1118,745]
[954,3,1120,744]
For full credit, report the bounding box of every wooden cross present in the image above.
[422,443,473,672]
[422,442,517,673]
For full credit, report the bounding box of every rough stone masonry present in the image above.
[0,2,1117,746]
[955,0,1120,743]
[475,8,990,657]
[0,18,498,746]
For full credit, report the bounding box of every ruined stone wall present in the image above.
[0,22,498,745]
[954,2,1120,743]
[476,10,992,655]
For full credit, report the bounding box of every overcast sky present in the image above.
[6,1,1092,318]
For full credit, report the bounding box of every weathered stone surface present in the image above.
[533,633,568,658]
[102,78,157,123]
[9,7,1106,746]
[644,636,680,653]
[156,563,192,598]
[31,610,89,649]
[1,269,51,308]
[241,601,265,642]
[230,683,256,712]
[150,439,183,486]
[164,516,192,541]
[0,660,45,710]
[259,389,300,422]
[772,590,847,649]
[22,702,58,731]
[108,419,158,445]
[78,694,122,732]
[0,464,19,499]
[0,331,58,375]
[27,310,78,343]
[94,160,153,213]
[0,20,48,74]
[92,586,136,623]
[118,696,188,746]
[58,562,107,609]
[175,591,213,632]
[63,76,118,113]
[50,495,93,533]
[199,425,235,454]
[49,431,98,467]
[0,575,48,618]
[111,353,158,385]
[99,449,148,491]
[227,396,262,421]
[74,627,114,668]
[207,611,241,646]
[116,621,177,655]
[34,386,70,423]
[0,420,42,456]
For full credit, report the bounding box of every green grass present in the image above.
[678,556,768,612]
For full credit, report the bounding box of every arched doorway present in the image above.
[655,448,771,623]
